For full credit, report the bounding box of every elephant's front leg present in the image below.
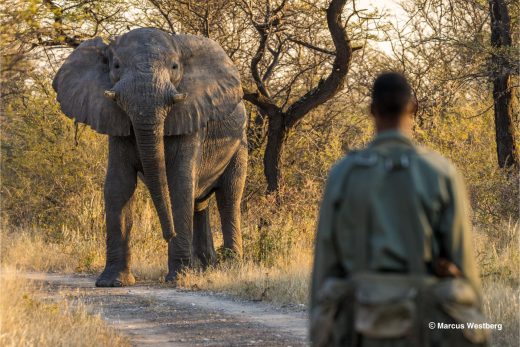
[215,143,247,258]
[165,145,198,282]
[165,175,195,282]
[96,139,138,287]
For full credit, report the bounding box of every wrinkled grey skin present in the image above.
[53,28,247,286]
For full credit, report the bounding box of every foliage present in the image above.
[1,76,107,233]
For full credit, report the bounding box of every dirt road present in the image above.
[20,272,308,347]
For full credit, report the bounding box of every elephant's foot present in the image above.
[217,246,242,262]
[96,267,135,287]
[195,250,217,269]
[165,258,191,283]
[164,271,178,284]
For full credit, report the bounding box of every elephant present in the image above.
[52,28,247,287]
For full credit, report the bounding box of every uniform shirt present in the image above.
[310,130,481,312]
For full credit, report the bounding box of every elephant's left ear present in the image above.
[165,34,243,135]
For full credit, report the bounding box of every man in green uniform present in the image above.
[310,73,487,347]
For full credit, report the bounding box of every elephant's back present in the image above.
[196,102,247,197]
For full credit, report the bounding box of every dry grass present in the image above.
[2,219,518,344]
[0,270,129,347]
[178,259,519,347]
[176,221,520,346]
[0,221,168,282]
[178,252,312,304]
[482,281,520,346]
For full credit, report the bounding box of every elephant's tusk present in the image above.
[104,90,117,100]
[172,93,187,103]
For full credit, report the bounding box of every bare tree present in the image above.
[241,0,362,193]
[389,0,518,167]
[388,0,490,124]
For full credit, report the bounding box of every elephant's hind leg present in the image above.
[193,205,217,268]
[215,143,247,258]
[96,138,138,287]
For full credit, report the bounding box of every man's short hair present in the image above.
[371,72,417,118]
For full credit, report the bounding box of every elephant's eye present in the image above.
[172,63,178,70]
[114,62,120,69]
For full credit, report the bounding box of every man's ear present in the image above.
[404,99,418,119]
[410,97,419,116]
[370,103,376,117]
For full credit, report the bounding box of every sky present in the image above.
[354,0,409,55]
[356,0,406,17]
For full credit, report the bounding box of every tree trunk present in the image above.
[489,0,518,167]
[492,74,518,168]
[264,112,287,193]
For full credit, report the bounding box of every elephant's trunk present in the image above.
[133,121,174,241]
[107,75,187,242]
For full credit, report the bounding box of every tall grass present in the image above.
[0,270,129,347]
[1,194,168,282]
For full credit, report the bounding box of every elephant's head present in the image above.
[52,28,243,241]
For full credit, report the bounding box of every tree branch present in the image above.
[287,37,336,55]
[262,38,284,82]
[287,36,363,55]
[243,87,279,113]
[284,0,353,128]
[148,0,177,34]
[250,26,272,97]
[42,0,83,48]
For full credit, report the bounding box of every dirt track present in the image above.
[19,272,308,346]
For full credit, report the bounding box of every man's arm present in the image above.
[438,167,482,297]
[310,164,347,313]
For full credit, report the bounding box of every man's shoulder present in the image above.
[324,152,361,193]
[328,149,375,177]
[327,153,356,182]
[413,145,458,178]
[329,145,458,179]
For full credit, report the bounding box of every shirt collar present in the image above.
[369,129,415,148]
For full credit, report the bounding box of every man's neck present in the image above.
[375,117,413,137]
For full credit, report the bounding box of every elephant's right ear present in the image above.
[52,38,131,136]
